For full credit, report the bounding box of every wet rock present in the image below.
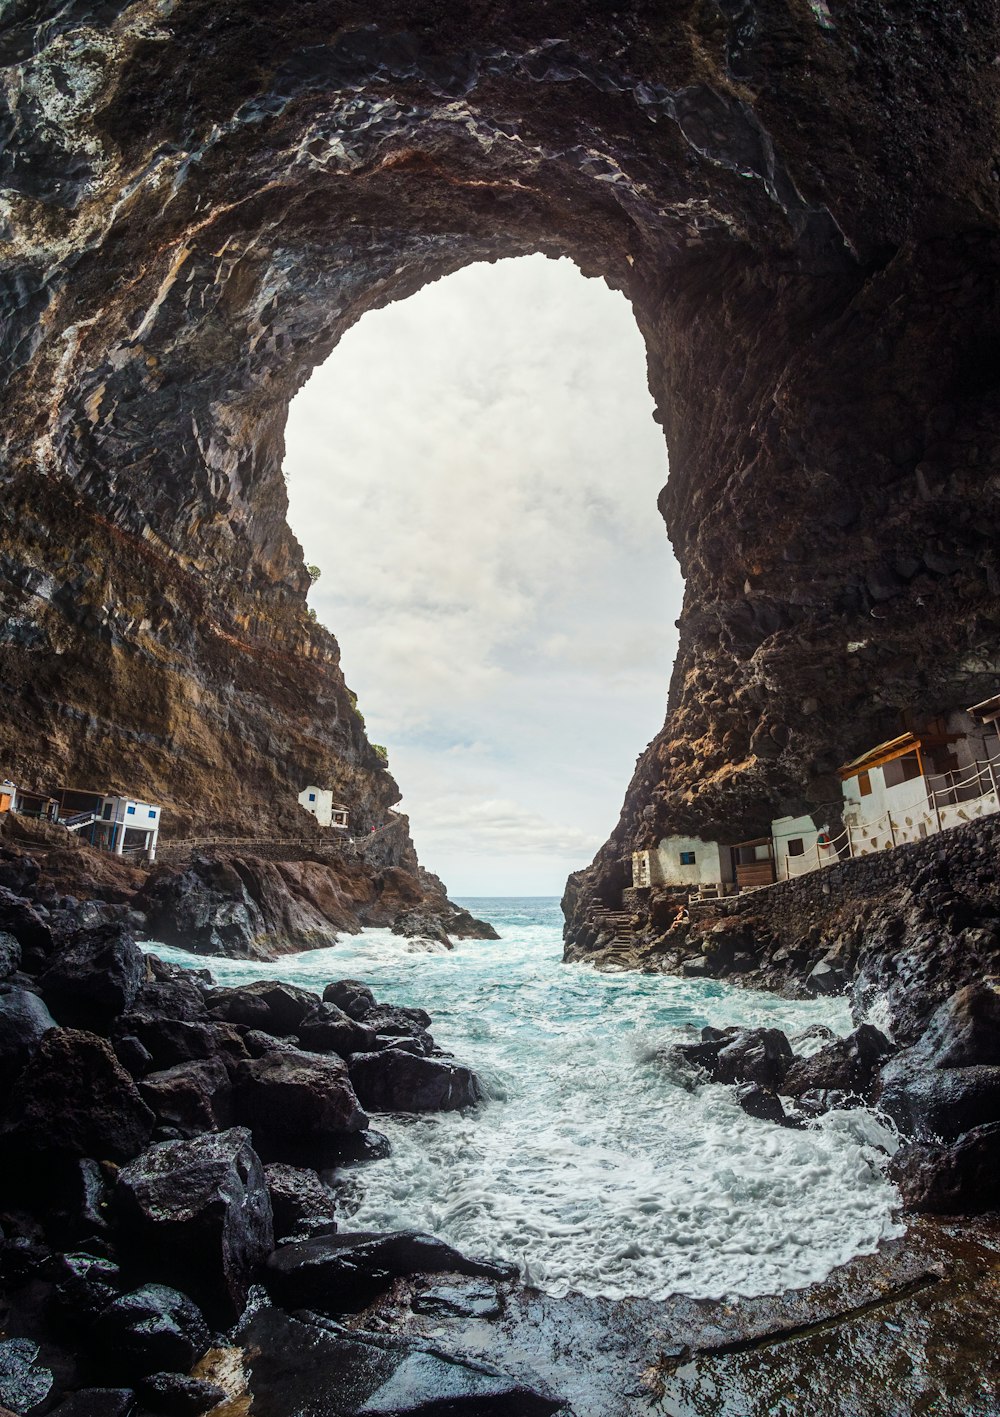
[780,1025,894,1101]
[876,985,1000,1141]
[0,1339,53,1414]
[139,1059,233,1138]
[320,1130,392,1169]
[295,1003,376,1058]
[264,1232,516,1314]
[877,1059,1000,1142]
[92,1285,211,1378]
[360,1005,434,1050]
[49,1253,123,1333]
[117,1018,230,1072]
[4,1029,154,1163]
[264,1163,337,1243]
[0,934,21,980]
[890,1121,1000,1214]
[0,987,56,1090]
[805,960,844,996]
[240,1308,562,1416]
[114,1035,154,1079]
[0,889,57,965]
[233,1050,368,1162]
[135,1374,228,1415]
[115,1128,273,1324]
[207,981,319,1036]
[348,1049,483,1112]
[735,1083,789,1126]
[322,981,376,1020]
[39,925,145,1032]
[715,1028,793,1088]
[49,1159,114,1244]
[47,1389,135,1417]
[412,1280,503,1319]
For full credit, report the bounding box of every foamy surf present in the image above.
[149,896,903,1302]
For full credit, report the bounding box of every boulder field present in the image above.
[0,870,551,1416]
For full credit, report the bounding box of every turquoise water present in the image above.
[149,897,902,1301]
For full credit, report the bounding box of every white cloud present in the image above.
[284,254,683,894]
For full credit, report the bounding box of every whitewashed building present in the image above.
[838,731,960,852]
[92,795,162,860]
[771,813,836,880]
[298,786,349,829]
[631,835,734,891]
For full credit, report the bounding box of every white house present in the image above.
[632,835,734,890]
[298,786,349,829]
[838,731,958,852]
[91,795,162,861]
[770,813,836,880]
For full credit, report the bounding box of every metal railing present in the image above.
[780,747,1000,880]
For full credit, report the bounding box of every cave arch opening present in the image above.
[283,254,683,894]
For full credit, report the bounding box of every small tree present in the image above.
[372,744,389,766]
[306,564,322,583]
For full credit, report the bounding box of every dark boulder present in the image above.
[116,1017,233,1072]
[877,1059,1000,1142]
[876,985,1000,1141]
[322,980,376,1020]
[47,1389,135,1417]
[411,1280,503,1320]
[115,1127,273,1324]
[239,1308,563,1417]
[0,887,57,965]
[0,986,56,1091]
[207,981,319,1036]
[233,1050,367,1162]
[735,1084,789,1126]
[264,1231,516,1314]
[294,1003,375,1058]
[4,1029,154,1163]
[91,1285,211,1378]
[916,982,1000,1067]
[49,1253,123,1334]
[348,1049,482,1112]
[48,1160,114,1245]
[39,925,145,1032]
[139,1058,233,1138]
[320,1130,392,1169]
[714,1028,793,1089]
[889,1121,1000,1214]
[0,933,21,980]
[264,1163,337,1243]
[780,1025,894,1101]
[114,1035,154,1079]
[805,960,844,996]
[0,1338,53,1414]
[132,977,209,1024]
[135,1374,228,1415]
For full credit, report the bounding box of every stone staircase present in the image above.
[585,902,638,966]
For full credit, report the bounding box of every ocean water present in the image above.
[148,896,903,1301]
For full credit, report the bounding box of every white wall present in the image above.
[299,785,334,827]
[653,835,730,887]
[772,814,834,881]
[842,765,934,853]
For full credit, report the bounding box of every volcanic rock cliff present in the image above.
[0,1,998,927]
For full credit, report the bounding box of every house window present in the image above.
[126,805,135,816]
[148,809,156,819]
[102,802,113,819]
[858,770,872,797]
[788,838,804,856]
[679,850,696,865]
[883,752,921,789]
[308,793,316,802]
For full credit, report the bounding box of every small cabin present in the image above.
[771,814,836,881]
[13,789,58,820]
[298,786,349,830]
[0,780,15,815]
[91,795,162,861]
[631,836,734,891]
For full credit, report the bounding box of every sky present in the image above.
[284,254,684,896]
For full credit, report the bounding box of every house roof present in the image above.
[837,730,954,779]
[968,692,1000,721]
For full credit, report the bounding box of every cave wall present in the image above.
[0,1,997,874]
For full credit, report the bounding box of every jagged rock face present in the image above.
[0,3,997,882]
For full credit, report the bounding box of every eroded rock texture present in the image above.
[0,2,997,897]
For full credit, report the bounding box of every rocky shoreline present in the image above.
[0,831,998,1414]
